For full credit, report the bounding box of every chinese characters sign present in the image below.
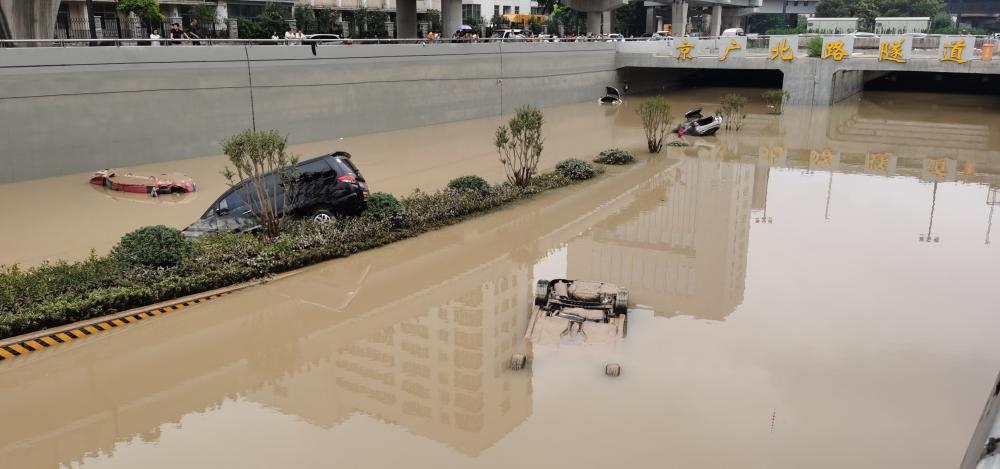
[675,39,696,61]
[877,35,912,63]
[922,157,957,182]
[719,37,747,61]
[809,150,840,171]
[821,36,854,61]
[768,35,798,62]
[758,145,786,167]
[865,152,897,176]
[939,36,974,64]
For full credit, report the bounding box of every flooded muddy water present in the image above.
[1,89,1000,469]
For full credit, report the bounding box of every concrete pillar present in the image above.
[0,0,60,40]
[397,0,417,38]
[587,11,602,35]
[710,4,721,37]
[215,1,228,30]
[645,7,655,34]
[657,16,663,32]
[441,0,461,37]
[670,0,686,36]
[603,10,612,34]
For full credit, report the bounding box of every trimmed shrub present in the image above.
[113,225,191,268]
[364,192,405,226]
[446,175,491,193]
[594,148,635,165]
[556,159,596,180]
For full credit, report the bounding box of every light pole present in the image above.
[919,181,941,243]
[986,186,998,245]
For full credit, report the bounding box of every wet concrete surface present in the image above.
[2,89,1000,468]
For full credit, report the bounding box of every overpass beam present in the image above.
[710,5,722,36]
[397,0,417,38]
[671,0,687,36]
[441,0,462,37]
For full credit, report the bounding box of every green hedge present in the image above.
[0,171,578,339]
[594,148,635,165]
[555,158,596,180]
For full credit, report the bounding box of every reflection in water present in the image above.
[567,155,753,320]
[0,90,999,469]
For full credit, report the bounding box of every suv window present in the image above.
[298,158,333,182]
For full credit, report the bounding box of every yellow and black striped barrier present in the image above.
[0,291,232,362]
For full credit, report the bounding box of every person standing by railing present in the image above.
[150,29,161,47]
[186,18,202,45]
[169,23,183,45]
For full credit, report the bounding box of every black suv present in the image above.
[183,152,368,237]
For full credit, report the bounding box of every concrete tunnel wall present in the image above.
[0,43,619,183]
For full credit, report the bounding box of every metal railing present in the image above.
[1,34,996,59]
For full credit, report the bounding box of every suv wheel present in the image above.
[311,209,336,223]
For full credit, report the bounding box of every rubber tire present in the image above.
[511,354,527,370]
[605,363,621,377]
[311,209,336,224]
[534,279,549,307]
[613,288,629,316]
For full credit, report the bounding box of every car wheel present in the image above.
[613,288,629,316]
[311,209,336,224]
[510,354,527,370]
[534,279,549,306]
[605,363,621,377]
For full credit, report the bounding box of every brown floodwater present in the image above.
[1,89,1000,469]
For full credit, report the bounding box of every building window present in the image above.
[462,4,481,22]
[514,6,520,14]
[494,5,500,18]
[503,5,511,14]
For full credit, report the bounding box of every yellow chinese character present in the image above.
[811,150,833,169]
[720,39,741,61]
[866,152,892,173]
[770,38,794,61]
[822,40,848,61]
[940,39,969,63]
[676,39,695,61]
[928,158,951,178]
[878,39,906,63]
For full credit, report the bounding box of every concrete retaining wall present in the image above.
[0,43,618,183]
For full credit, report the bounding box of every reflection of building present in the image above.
[251,266,533,456]
[566,155,755,320]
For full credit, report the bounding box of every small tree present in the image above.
[117,0,161,19]
[222,130,299,238]
[424,9,442,31]
[495,106,544,188]
[762,89,790,114]
[637,97,671,153]
[720,93,748,130]
[295,4,319,34]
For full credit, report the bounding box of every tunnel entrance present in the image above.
[622,68,784,95]
[864,71,1000,96]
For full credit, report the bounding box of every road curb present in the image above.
[0,271,299,362]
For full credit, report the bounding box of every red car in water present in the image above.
[89,168,196,194]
